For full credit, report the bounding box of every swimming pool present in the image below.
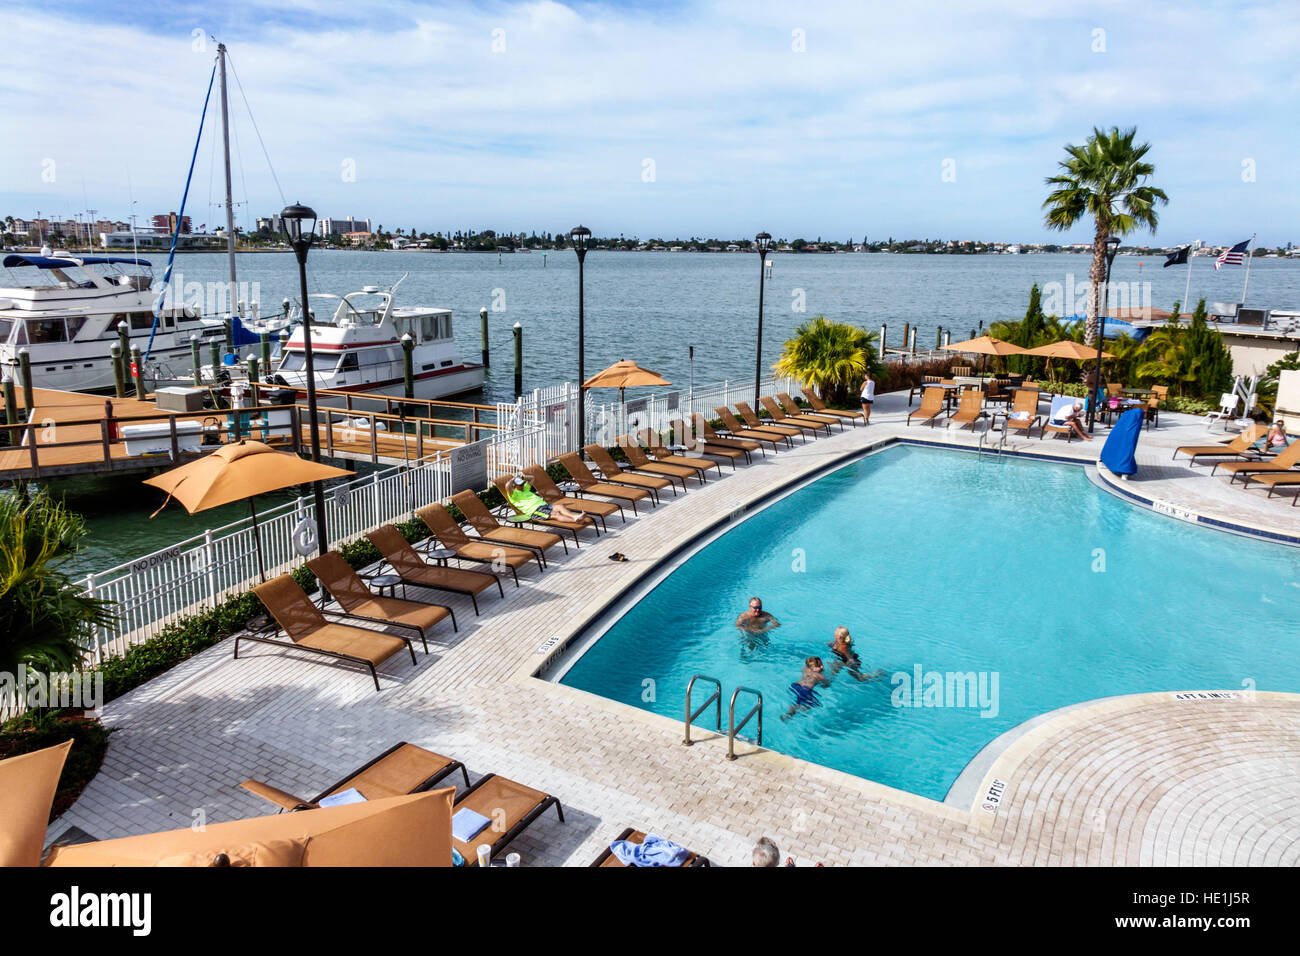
[555,444,1300,802]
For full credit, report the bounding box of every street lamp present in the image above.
[1087,234,1123,433]
[280,202,328,554]
[571,225,592,448]
[753,232,773,407]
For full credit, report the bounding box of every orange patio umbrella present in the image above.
[144,440,352,580]
[582,359,673,403]
[1023,340,1115,360]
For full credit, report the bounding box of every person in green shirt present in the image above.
[506,475,590,523]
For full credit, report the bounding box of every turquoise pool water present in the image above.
[558,445,1300,801]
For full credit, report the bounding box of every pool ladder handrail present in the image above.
[726,685,764,761]
[683,674,722,746]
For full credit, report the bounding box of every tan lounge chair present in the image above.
[308,551,456,650]
[589,827,711,867]
[584,444,678,498]
[948,388,988,430]
[686,413,763,459]
[715,406,792,448]
[775,393,843,431]
[1173,424,1266,465]
[243,574,416,691]
[558,452,654,512]
[733,402,805,443]
[450,490,567,562]
[241,741,469,811]
[801,387,864,425]
[1214,439,1300,482]
[525,464,623,527]
[616,435,704,487]
[759,396,831,435]
[367,524,501,615]
[451,773,564,863]
[665,418,749,467]
[492,474,601,542]
[416,503,539,585]
[636,428,721,479]
[907,386,945,427]
[998,388,1042,438]
[1241,470,1300,500]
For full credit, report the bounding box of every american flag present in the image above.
[1215,238,1250,269]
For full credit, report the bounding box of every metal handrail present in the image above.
[683,674,722,746]
[726,685,764,760]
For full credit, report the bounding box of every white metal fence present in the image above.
[584,374,798,444]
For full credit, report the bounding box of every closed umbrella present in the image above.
[144,440,352,580]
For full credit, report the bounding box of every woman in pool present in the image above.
[827,626,884,683]
[1266,420,1290,449]
[505,475,590,524]
[781,656,830,721]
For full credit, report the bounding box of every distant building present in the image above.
[342,231,373,246]
[320,216,372,237]
[151,213,192,235]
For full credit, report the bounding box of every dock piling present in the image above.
[513,322,523,398]
[190,335,202,387]
[17,349,34,414]
[130,347,145,399]
[210,341,222,385]
[401,333,414,399]
[480,307,490,367]
[111,344,127,397]
[247,356,260,385]
[2,375,16,426]
[260,332,271,372]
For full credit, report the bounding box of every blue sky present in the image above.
[2,0,1297,244]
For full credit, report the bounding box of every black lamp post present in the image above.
[753,232,773,407]
[280,202,328,554]
[1087,234,1123,433]
[571,225,591,448]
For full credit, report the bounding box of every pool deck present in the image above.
[49,391,1300,865]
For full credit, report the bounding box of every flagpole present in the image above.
[1241,233,1256,306]
[1183,245,1192,316]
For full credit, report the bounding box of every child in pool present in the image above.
[781,656,830,721]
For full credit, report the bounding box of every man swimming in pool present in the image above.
[827,626,885,683]
[736,597,780,633]
[781,656,830,721]
[505,475,590,524]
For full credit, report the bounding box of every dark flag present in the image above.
[1163,245,1190,268]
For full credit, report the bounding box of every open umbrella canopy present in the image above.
[1023,340,1114,360]
[582,359,672,390]
[144,440,352,515]
[939,335,1028,356]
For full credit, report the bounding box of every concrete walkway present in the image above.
[50,389,1300,865]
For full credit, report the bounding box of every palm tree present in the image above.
[773,316,878,406]
[1043,127,1168,344]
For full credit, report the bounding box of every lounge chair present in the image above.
[367,524,501,615]
[687,413,763,459]
[242,574,416,691]
[776,392,843,430]
[558,452,655,512]
[308,551,456,650]
[759,396,831,435]
[1040,396,1082,441]
[715,406,792,449]
[492,474,600,541]
[589,827,711,867]
[998,388,1042,438]
[907,386,945,427]
[416,503,539,585]
[635,428,722,479]
[525,464,623,527]
[241,741,470,811]
[665,418,749,467]
[1173,424,1267,465]
[908,375,942,407]
[1213,439,1300,482]
[616,435,704,487]
[1241,470,1300,500]
[584,444,678,498]
[734,402,805,443]
[450,490,566,564]
[451,773,564,863]
[800,387,864,425]
[947,388,988,431]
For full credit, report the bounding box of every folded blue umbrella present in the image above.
[1100,407,1142,476]
[610,833,691,867]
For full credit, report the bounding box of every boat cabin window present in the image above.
[25,318,68,343]
[279,351,306,371]
[336,353,359,373]
[129,311,154,331]
[65,316,88,340]
[0,319,12,343]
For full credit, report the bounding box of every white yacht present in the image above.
[0,251,221,393]
[265,280,485,406]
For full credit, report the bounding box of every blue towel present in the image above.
[610,833,691,867]
[317,787,366,808]
[452,807,492,843]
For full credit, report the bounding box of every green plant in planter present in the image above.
[773,316,878,406]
